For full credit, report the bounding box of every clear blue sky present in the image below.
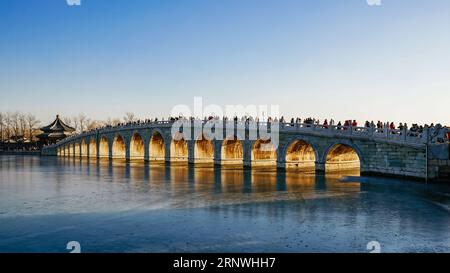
[1,0,449,125]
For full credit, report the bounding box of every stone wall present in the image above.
[428,143,450,181]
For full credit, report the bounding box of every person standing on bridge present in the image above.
[390,122,396,131]
[343,120,349,130]
[330,119,335,127]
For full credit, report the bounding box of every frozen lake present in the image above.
[0,155,449,253]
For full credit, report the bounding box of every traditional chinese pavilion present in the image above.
[37,115,75,145]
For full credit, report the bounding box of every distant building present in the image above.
[37,115,75,145]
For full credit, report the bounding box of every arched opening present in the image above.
[81,139,88,157]
[57,147,61,156]
[89,138,97,158]
[74,142,80,157]
[149,131,165,161]
[170,132,188,162]
[252,139,277,167]
[112,135,126,159]
[130,133,145,160]
[285,140,316,171]
[221,138,243,165]
[64,145,69,157]
[195,135,214,163]
[325,144,361,173]
[99,137,109,158]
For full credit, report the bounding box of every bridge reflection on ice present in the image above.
[53,157,363,210]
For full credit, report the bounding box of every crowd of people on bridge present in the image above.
[58,115,450,145]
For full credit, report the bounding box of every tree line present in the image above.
[0,112,40,143]
[62,112,138,134]
[0,111,140,143]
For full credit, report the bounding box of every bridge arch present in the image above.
[284,139,317,171]
[251,139,277,167]
[99,136,109,158]
[89,137,97,158]
[323,142,362,173]
[221,137,243,165]
[112,134,126,159]
[194,134,214,163]
[170,132,188,162]
[149,130,165,161]
[130,132,145,160]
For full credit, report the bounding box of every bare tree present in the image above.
[26,114,40,142]
[78,113,88,133]
[103,117,113,126]
[123,112,136,123]
[10,112,20,140]
[72,118,79,133]
[87,120,102,130]
[63,117,72,127]
[18,113,26,139]
[0,112,4,142]
[4,112,11,141]
[104,117,121,127]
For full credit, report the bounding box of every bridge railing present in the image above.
[44,120,449,149]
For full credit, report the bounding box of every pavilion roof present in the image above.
[40,115,75,132]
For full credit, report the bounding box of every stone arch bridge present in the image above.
[42,121,450,181]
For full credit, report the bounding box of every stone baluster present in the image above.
[423,125,429,143]
[385,123,389,139]
[403,125,408,142]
